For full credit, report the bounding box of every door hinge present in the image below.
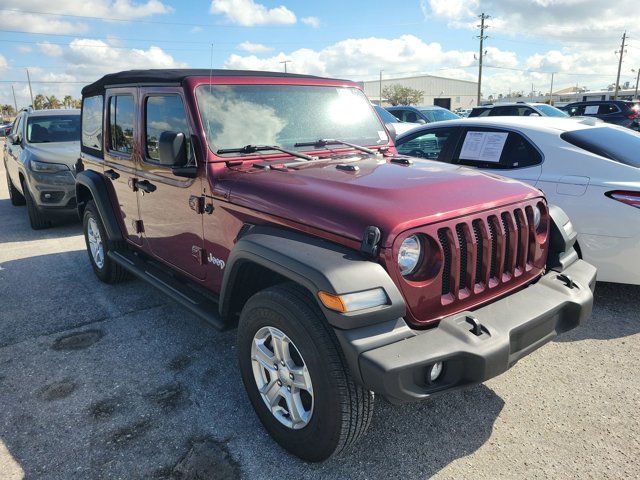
[189,195,205,214]
[192,245,206,265]
[133,219,144,233]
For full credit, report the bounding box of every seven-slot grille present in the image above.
[437,206,537,299]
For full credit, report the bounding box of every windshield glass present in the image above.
[27,115,80,143]
[561,126,640,167]
[419,108,459,122]
[196,85,387,154]
[374,105,399,123]
[535,104,568,117]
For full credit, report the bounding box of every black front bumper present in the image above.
[335,259,596,404]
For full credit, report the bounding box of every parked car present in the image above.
[469,102,568,118]
[3,108,81,229]
[373,105,420,135]
[0,121,13,136]
[562,100,639,130]
[395,116,639,284]
[457,108,473,118]
[386,105,459,124]
[76,69,594,461]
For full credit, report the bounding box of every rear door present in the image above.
[450,127,543,185]
[137,87,206,280]
[104,88,142,245]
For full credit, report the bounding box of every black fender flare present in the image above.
[547,204,579,272]
[219,225,406,330]
[75,170,123,242]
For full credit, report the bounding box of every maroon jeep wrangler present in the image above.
[76,69,596,461]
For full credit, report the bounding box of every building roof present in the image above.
[82,69,333,96]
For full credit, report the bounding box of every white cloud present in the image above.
[421,0,479,20]
[301,16,320,28]
[209,0,296,26]
[0,54,8,71]
[237,41,272,53]
[17,45,33,53]
[190,26,203,33]
[38,42,64,57]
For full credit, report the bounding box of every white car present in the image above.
[395,116,640,284]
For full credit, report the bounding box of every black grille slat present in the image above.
[472,220,483,284]
[501,212,511,275]
[488,219,498,279]
[515,210,524,268]
[438,229,452,295]
[456,224,467,290]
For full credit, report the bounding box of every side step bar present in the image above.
[108,250,226,330]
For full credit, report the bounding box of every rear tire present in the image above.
[22,179,51,229]
[6,169,25,206]
[237,283,374,462]
[82,200,130,284]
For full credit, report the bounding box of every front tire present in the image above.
[6,169,25,206]
[237,283,374,462]
[82,200,130,284]
[22,179,51,229]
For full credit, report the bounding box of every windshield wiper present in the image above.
[294,139,377,155]
[216,144,315,161]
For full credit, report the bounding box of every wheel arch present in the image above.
[75,170,123,242]
[219,225,406,330]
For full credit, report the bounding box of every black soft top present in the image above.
[81,68,334,96]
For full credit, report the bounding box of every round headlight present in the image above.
[398,235,422,276]
[532,205,541,230]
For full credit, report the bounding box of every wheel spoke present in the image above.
[260,378,282,407]
[282,389,305,427]
[253,342,277,371]
[290,366,312,393]
[270,330,291,365]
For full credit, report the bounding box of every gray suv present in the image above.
[4,108,80,229]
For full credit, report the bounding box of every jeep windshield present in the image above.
[196,84,388,155]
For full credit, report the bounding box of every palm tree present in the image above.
[33,94,45,110]
[44,95,61,109]
[63,95,73,109]
[72,98,81,108]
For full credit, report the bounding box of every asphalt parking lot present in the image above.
[1,152,639,479]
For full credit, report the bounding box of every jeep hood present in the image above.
[26,141,80,168]
[218,155,543,248]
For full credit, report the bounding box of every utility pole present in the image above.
[279,60,291,73]
[549,72,555,104]
[11,85,18,113]
[614,31,627,100]
[25,68,34,108]
[633,68,640,100]
[476,13,489,105]
[379,70,383,105]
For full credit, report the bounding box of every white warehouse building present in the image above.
[360,73,478,110]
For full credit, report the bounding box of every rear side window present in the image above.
[109,95,134,155]
[82,95,103,153]
[598,104,619,115]
[469,108,490,117]
[396,127,460,161]
[454,129,542,169]
[145,95,190,162]
[561,127,640,167]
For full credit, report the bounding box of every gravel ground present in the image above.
[1,151,639,479]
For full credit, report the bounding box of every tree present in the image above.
[72,98,81,108]
[44,95,61,109]
[63,95,73,109]
[0,104,15,118]
[382,84,424,106]
[33,94,46,110]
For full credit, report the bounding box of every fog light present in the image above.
[428,361,443,383]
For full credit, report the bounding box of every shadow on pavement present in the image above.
[556,281,640,342]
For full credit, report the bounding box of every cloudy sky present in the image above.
[1,0,640,108]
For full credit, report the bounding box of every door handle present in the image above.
[104,169,120,180]
[135,179,156,193]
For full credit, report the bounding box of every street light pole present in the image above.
[279,60,291,73]
[633,68,640,100]
[476,13,490,106]
[25,68,34,108]
[614,31,627,100]
[549,72,555,104]
[379,69,383,105]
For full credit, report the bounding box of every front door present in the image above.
[136,88,206,280]
[104,89,142,245]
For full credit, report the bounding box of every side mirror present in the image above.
[8,133,20,145]
[529,112,541,117]
[158,131,188,167]
[385,123,397,142]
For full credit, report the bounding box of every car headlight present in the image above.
[398,234,422,276]
[532,204,541,230]
[30,159,70,173]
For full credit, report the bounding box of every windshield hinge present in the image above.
[360,226,382,258]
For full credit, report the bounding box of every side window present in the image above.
[598,104,618,115]
[583,104,599,115]
[397,127,460,162]
[566,106,583,116]
[475,108,491,117]
[81,95,103,153]
[404,110,418,123]
[145,95,191,162]
[453,129,542,169]
[389,110,403,121]
[11,114,23,137]
[109,95,134,155]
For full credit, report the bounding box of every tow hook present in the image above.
[556,273,576,289]
[465,315,486,336]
